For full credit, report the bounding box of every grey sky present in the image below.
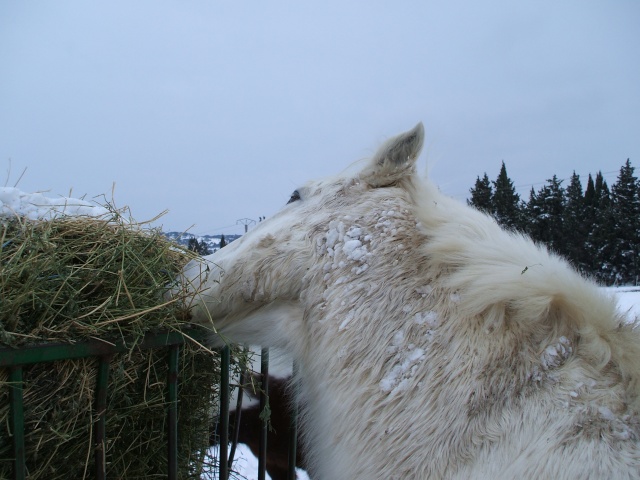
[1,1,638,235]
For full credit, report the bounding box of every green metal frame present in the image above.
[0,328,210,480]
[1,332,299,480]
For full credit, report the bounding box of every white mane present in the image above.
[412,175,640,393]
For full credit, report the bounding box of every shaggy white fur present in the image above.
[179,123,640,479]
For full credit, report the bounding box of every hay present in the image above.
[0,210,194,345]
[0,207,231,479]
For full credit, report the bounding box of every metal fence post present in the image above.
[94,356,111,480]
[258,348,269,480]
[1,330,292,480]
[219,346,230,480]
[9,366,25,480]
[287,362,299,480]
[168,345,180,480]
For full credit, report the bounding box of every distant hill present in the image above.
[163,232,242,253]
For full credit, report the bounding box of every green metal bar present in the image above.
[258,348,269,480]
[94,356,111,480]
[0,328,211,479]
[9,366,25,480]
[287,362,299,480]
[0,328,212,367]
[167,344,180,480]
[219,346,230,480]
[2,328,219,479]
[228,366,247,469]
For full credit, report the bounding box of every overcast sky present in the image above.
[1,1,638,235]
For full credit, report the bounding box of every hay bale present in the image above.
[0,208,226,479]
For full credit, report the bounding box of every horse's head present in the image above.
[177,123,425,349]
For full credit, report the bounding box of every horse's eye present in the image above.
[287,190,301,204]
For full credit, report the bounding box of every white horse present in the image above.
[179,124,640,479]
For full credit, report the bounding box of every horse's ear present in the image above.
[360,122,424,187]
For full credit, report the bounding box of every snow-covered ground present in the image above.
[606,286,640,323]
[205,443,310,480]
[3,188,639,480]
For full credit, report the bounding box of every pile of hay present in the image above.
[0,207,225,479]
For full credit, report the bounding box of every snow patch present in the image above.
[0,187,109,220]
[352,264,369,275]
[322,221,372,280]
[415,285,433,298]
[541,336,572,370]
[527,336,573,383]
[338,308,357,331]
[597,406,635,441]
[380,330,426,395]
[414,311,439,327]
[343,239,366,260]
[206,443,310,480]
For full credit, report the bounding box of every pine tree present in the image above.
[525,176,565,253]
[468,173,493,214]
[583,174,600,278]
[464,163,640,283]
[524,186,538,237]
[562,172,587,270]
[582,173,598,274]
[610,159,640,284]
[187,237,210,256]
[199,240,211,256]
[584,174,595,208]
[219,234,227,249]
[492,162,522,231]
[187,237,199,253]
[588,172,616,283]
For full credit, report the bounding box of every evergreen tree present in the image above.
[468,173,493,214]
[525,175,565,253]
[582,173,598,272]
[219,234,227,249]
[199,240,211,256]
[610,159,640,284]
[581,174,595,274]
[492,162,522,231]
[584,174,595,208]
[464,161,640,284]
[562,172,587,271]
[187,237,199,253]
[594,171,610,205]
[187,237,210,256]
[588,172,616,283]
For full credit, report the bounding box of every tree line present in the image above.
[187,234,227,256]
[469,159,639,286]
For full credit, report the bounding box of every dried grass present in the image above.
[0,207,229,479]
